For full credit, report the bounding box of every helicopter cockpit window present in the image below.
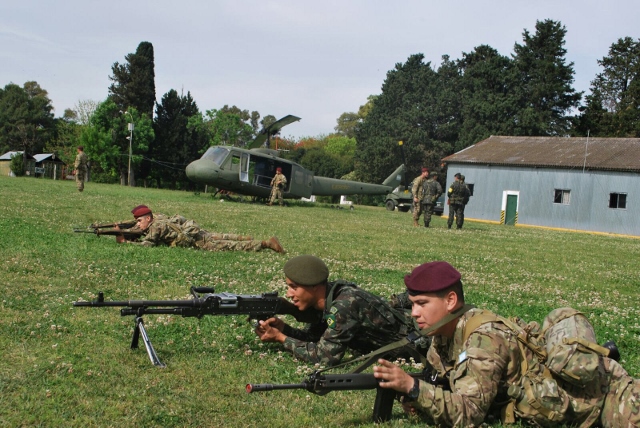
[202,147,229,166]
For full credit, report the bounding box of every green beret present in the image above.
[283,255,329,286]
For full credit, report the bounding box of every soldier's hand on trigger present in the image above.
[373,359,415,395]
[254,317,285,342]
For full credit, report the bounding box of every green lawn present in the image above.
[1,176,638,427]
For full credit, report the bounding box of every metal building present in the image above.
[442,136,640,237]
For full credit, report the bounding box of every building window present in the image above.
[609,193,627,209]
[554,189,570,205]
[466,183,474,196]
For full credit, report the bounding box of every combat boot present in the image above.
[413,220,419,227]
[262,236,285,253]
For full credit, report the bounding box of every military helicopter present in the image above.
[185,115,406,200]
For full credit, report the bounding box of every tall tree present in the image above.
[202,106,257,147]
[575,37,640,137]
[0,81,54,164]
[457,45,518,149]
[355,54,457,184]
[78,100,153,185]
[512,19,581,135]
[108,41,156,118]
[149,90,207,189]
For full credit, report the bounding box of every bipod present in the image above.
[130,315,166,368]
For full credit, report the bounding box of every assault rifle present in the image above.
[90,220,137,229]
[73,286,320,367]
[74,220,142,240]
[247,370,438,423]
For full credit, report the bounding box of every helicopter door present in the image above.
[240,153,250,183]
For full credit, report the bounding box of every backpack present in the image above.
[463,308,613,426]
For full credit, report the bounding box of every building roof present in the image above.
[443,136,640,172]
[33,153,65,164]
[0,151,36,161]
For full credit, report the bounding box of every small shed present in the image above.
[0,151,36,177]
[442,136,640,237]
[33,153,67,180]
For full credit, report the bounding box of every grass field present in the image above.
[1,176,638,427]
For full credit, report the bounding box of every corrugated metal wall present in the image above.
[445,164,639,236]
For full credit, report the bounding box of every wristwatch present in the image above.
[406,378,420,401]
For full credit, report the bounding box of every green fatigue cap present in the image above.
[284,255,329,286]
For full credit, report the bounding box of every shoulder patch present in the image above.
[329,306,338,314]
[457,350,468,364]
[326,314,337,329]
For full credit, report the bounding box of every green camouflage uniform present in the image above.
[411,175,427,223]
[269,172,287,206]
[421,178,443,227]
[447,180,469,229]
[408,308,640,428]
[137,215,263,251]
[74,151,88,191]
[281,281,412,366]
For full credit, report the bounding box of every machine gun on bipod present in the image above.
[73,286,320,367]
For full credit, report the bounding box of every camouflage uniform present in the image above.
[269,172,287,206]
[408,308,640,428]
[421,176,443,227]
[447,180,470,229]
[74,150,88,191]
[281,281,412,366]
[411,175,427,224]
[137,216,263,251]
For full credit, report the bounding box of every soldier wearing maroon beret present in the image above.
[373,262,640,427]
[115,204,285,253]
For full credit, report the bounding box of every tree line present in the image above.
[1,20,638,193]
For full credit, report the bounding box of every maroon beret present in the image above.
[421,167,429,173]
[404,261,461,295]
[131,205,152,218]
[276,167,282,173]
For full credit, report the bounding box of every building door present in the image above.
[505,194,518,226]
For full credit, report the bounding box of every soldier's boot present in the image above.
[413,220,419,227]
[424,222,430,228]
[262,236,285,253]
[447,223,452,229]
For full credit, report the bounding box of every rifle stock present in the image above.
[73,286,321,366]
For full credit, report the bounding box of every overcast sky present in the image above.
[2,1,638,138]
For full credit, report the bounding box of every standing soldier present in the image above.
[411,167,429,227]
[74,146,88,192]
[422,172,443,228]
[447,173,470,230]
[269,167,287,206]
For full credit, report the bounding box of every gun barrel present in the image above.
[74,299,197,308]
[246,383,308,393]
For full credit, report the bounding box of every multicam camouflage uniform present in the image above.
[74,150,88,191]
[407,308,640,428]
[269,172,287,206]
[447,180,470,229]
[411,175,427,224]
[421,177,443,227]
[137,215,263,251]
[281,281,413,366]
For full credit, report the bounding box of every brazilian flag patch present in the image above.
[326,314,337,329]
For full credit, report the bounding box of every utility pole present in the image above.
[125,111,134,186]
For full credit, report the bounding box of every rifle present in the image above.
[73,286,321,368]
[247,370,432,423]
[73,227,143,241]
[90,220,137,229]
